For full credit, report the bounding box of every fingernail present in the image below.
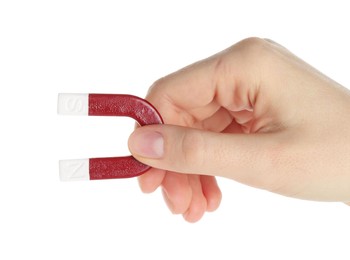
[129,130,164,158]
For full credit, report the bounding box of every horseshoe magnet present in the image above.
[58,93,163,181]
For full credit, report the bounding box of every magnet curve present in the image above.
[58,93,163,181]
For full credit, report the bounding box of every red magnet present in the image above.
[58,93,163,181]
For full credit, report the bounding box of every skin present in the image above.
[128,37,350,222]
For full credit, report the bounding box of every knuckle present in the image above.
[239,37,266,47]
[235,37,267,52]
[232,37,274,64]
[147,77,165,96]
[180,131,205,168]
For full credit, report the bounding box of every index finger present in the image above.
[146,55,222,125]
[145,39,261,126]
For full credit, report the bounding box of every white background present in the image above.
[1,1,350,259]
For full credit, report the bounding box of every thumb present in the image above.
[128,124,279,187]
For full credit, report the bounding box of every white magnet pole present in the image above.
[57,93,89,115]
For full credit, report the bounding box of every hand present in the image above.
[128,37,350,222]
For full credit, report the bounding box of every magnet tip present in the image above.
[59,159,90,181]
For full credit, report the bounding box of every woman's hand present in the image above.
[128,38,350,222]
